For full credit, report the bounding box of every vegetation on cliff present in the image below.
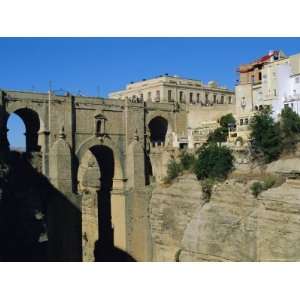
[250,107,282,163]
[280,106,300,153]
[194,143,234,180]
[250,106,300,163]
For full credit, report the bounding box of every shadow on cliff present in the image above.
[94,240,136,262]
[92,186,135,262]
[0,150,135,262]
[0,150,81,262]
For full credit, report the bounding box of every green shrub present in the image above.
[194,143,234,180]
[201,178,215,201]
[251,175,278,198]
[207,127,228,143]
[262,175,276,190]
[166,159,182,181]
[251,181,264,198]
[179,151,195,170]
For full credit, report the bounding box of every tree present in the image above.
[220,113,236,129]
[207,113,236,144]
[194,143,234,180]
[249,107,282,163]
[280,106,300,152]
[207,127,227,143]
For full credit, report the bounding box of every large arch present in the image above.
[76,136,128,261]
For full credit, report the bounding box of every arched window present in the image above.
[95,114,107,137]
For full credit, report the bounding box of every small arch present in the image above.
[148,116,168,145]
[7,113,26,151]
[7,108,41,152]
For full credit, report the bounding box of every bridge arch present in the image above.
[6,108,41,152]
[76,136,127,261]
[76,136,125,187]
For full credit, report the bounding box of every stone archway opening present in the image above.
[7,112,26,151]
[7,108,41,152]
[148,116,168,146]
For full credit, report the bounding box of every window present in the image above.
[274,89,277,96]
[156,90,160,101]
[168,90,172,101]
[240,119,244,126]
[228,96,232,104]
[196,93,200,103]
[140,93,143,101]
[213,94,217,103]
[295,77,300,84]
[205,93,209,104]
[179,91,184,102]
[220,95,224,104]
[258,72,262,81]
[189,92,193,103]
[245,118,249,125]
[95,114,107,137]
[148,91,151,101]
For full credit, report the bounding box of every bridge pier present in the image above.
[0,91,9,152]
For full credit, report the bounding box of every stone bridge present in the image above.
[0,90,188,261]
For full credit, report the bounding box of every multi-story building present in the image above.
[233,50,298,142]
[109,74,234,105]
[110,74,236,148]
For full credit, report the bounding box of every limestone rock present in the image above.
[266,158,300,174]
[149,174,203,261]
[181,180,257,261]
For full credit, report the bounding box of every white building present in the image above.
[272,54,300,119]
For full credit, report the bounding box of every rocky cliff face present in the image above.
[149,174,204,261]
[149,159,300,261]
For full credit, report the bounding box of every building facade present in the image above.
[110,74,236,148]
[235,50,300,143]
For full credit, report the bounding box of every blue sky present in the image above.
[1,37,300,148]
